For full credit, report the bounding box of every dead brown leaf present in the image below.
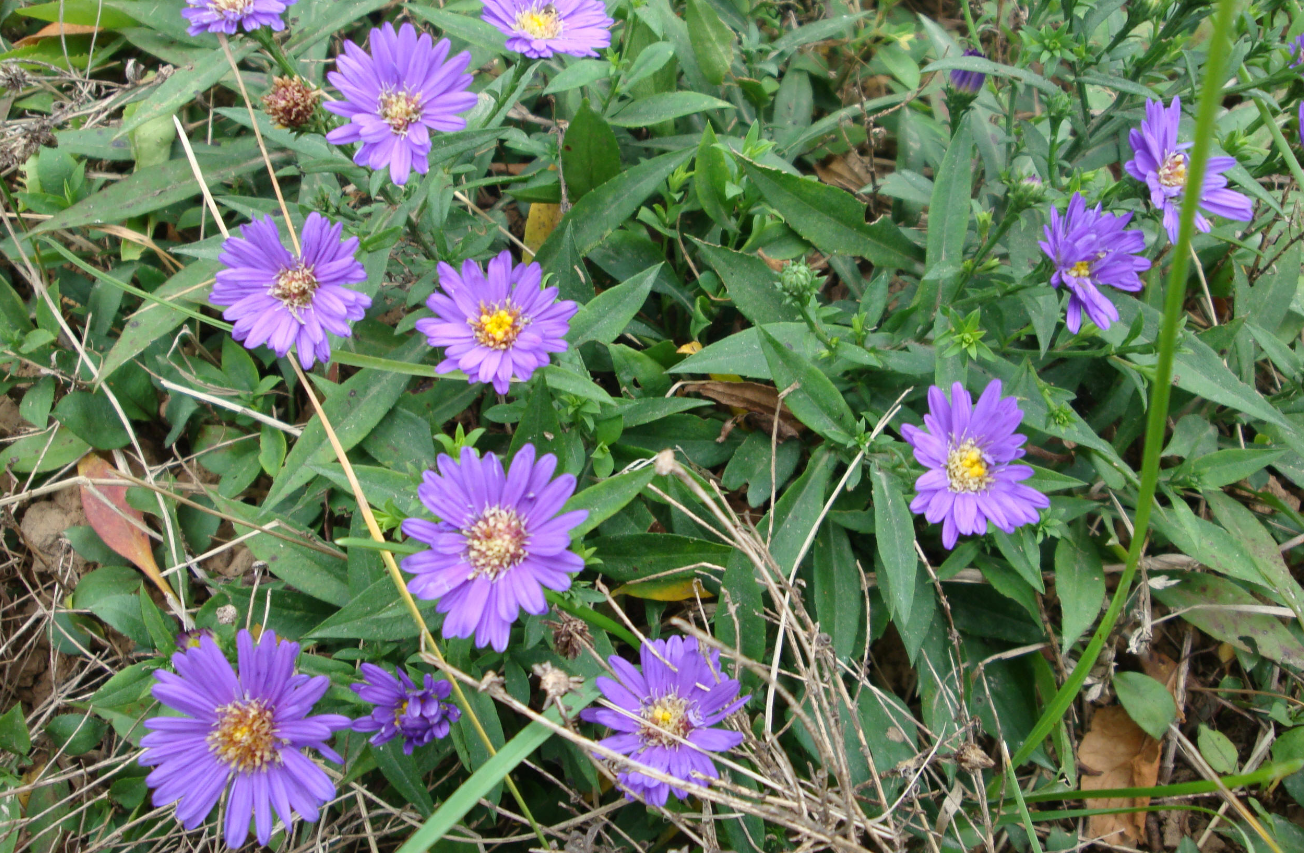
[78,455,176,600]
[1079,705,1161,846]
[683,380,804,440]
[16,22,101,46]
[814,155,873,195]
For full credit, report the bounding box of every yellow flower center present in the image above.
[515,4,563,39]
[640,695,692,747]
[466,506,529,580]
[945,439,994,493]
[1158,152,1187,189]
[270,264,319,315]
[211,0,253,14]
[471,303,525,350]
[394,699,410,726]
[208,699,281,773]
[1068,260,1092,278]
[378,90,423,135]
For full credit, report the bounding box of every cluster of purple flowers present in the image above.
[141,630,463,848]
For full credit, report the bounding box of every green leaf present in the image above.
[53,390,130,449]
[690,238,799,325]
[0,427,90,473]
[587,534,731,583]
[405,4,506,54]
[1197,724,1238,775]
[757,326,856,443]
[1113,672,1176,740]
[88,660,161,710]
[542,59,610,95]
[738,157,922,270]
[1151,572,1304,668]
[670,323,823,380]
[395,686,599,853]
[73,566,149,646]
[212,496,350,607]
[623,41,676,88]
[309,576,435,640]
[694,124,733,230]
[813,523,862,660]
[99,260,218,381]
[685,0,735,85]
[921,54,1059,94]
[0,705,30,756]
[116,43,255,139]
[1188,447,1285,488]
[566,265,658,347]
[1054,534,1104,654]
[533,147,694,266]
[563,465,658,540]
[263,335,426,509]
[45,713,107,757]
[18,1,138,27]
[608,93,735,127]
[561,101,621,203]
[1204,490,1304,629]
[924,123,973,280]
[373,740,435,817]
[29,142,285,234]
[872,465,917,625]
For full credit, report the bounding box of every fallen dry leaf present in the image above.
[16,22,101,46]
[78,455,176,600]
[683,380,804,440]
[814,155,874,195]
[523,202,562,263]
[1079,705,1160,846]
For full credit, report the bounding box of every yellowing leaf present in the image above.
[523,203,562,263]
[78,455,176,600]
[613,577,713,601]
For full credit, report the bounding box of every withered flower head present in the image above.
[262,76,320,130]
[546,611,592,660]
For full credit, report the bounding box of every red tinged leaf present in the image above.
[78,455,176,600]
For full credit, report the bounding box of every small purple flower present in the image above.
[1291,35,1304,68]
[351,664,460,755]
[900,381,1049,550]
[950,49,986,93]
[139,630,350,849]
[1298,101,1303,146]
[481,0,614,59]
[1124,97,1254,243]
[1038,193,1151,333]
[175,628,214,650]
[324,23,477,187]
[580,636,748,807]
[181,0,296,36]
[401,444,588,652]
[415,250,577,394]
[211,213,370,369]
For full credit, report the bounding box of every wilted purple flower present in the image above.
[139,630,350,849]
[415,250,577,394]
[351,664,460,755]
[324,23,477,186]
[181,0,296,36]
[580,636,748,807]
[950,49,986,93]
[1123,97,1254,243]
[900,381,1049,550]
[211,213,370,369]
[1038,193,1151,333]
[401,444,587,652]
[481,0,614,58]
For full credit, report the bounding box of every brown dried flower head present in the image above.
[262,76,320,130]
[546,611,592,660]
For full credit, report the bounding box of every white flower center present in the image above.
[378,90,423,135]
[466,506,529,580]
[945,439,994,493]
[270,264,319,314]
[470,302,526,350]
[208,699,281,772]
[1158,152,1187,189]
[640,694,692,747]
[210,0,253,15]
[515,3,563,39]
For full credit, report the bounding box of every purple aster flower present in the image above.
[139,630,350,849]
[181,0,296,36]
[351,664,460,755]
[400,444,588,652]
[211,212,370,369]
[481,0,614,59]
[415,250,578,394]
[175,627,214,650]
[324,23,477,186]
[899,381,1050,550]
[1124,97,1254,244]
[950,49,986,93]
[580,636,748,807]
[1037,193,1152,334]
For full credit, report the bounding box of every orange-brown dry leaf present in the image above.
[683,380,804,440]
[78,455,175,599]
[1078,705,1161,846]
[16,22,100,45]
[814,155,873,195]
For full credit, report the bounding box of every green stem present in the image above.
[252,29,300,80]
[1013,758,1304,804]
[1004,0,1240,773]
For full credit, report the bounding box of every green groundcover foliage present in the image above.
[6,0,1304,849]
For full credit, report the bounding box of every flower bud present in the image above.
[778,259,822,306]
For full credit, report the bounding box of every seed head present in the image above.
[262,76,320,130]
